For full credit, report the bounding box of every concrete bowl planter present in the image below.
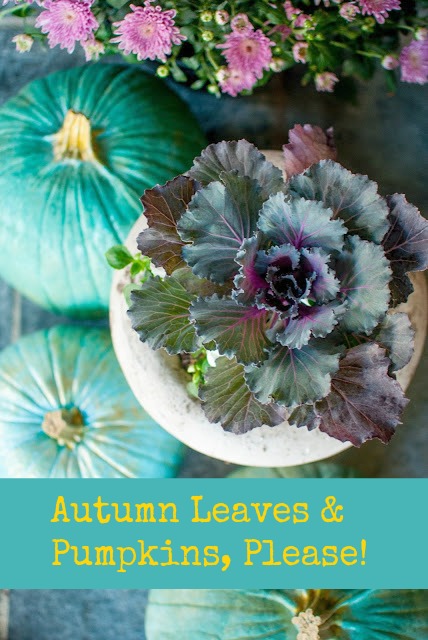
[109,150,427,467]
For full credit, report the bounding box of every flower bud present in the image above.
[381,55,399,70]
[201,30,214,42]
[270,58,286,72]
[156,65,169,78]
[200,11,212,23]
[12,34,33,53]
[415,28,428,41]
[214,9,229,25]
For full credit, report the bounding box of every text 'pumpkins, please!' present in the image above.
[0,63,206,317]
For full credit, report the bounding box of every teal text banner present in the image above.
[0,479,427,588]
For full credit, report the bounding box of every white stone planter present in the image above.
[110,151,427,467]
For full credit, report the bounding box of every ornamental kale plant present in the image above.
[128,125,428,446]
[4,0,428,95]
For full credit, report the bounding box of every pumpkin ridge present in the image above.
[80,439,137,478]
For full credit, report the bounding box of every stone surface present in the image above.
[8,590,148,640]
[0,18,427,640]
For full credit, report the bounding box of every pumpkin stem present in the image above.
[42,407,85,449]
[291,608,322,640]
[53,110,96,162]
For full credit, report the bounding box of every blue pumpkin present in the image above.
[0,63,206,317]
[146,589,428,639]
[0,325,184,477]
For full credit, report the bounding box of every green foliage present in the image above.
[105,245,133,269]
[5,0,425,97]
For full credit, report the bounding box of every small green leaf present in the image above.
[191,79,206,90]
[105,245,133,269]
[181,57,200,71]
[187,380,200,398]
[129,262,143,278]
[170,62,188,83]
[123,283,141,307]
[106,0,128,8]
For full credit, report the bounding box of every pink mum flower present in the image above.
[294,13,312,28]
[357,0,400,24]
[81,37,104,61]
[217,67,258,97]
[292,42,309,63]
[399,39,428,84]
[315,72,339,92]
[218,26,274,79]
[283,1,301,20]
[12,33,34,52]
[339,3,360,21]
[230,13,252,33]
[381,54,399,70]
[35,0,98,53]
[111,1,186,62]
[267,24,292,42]
[215,9,229,25]
[415,28,428,41]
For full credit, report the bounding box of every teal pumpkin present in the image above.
[229,463,358,479]
[145,589,428,639]
[0,326,184,477]
[0,64,206,317]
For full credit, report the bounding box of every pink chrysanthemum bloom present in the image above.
[215,9,229,25]
[294,13,312,28]
[35,0,98,53]
[218,27,274,80]
[283,1,301,20]
[415,28,428,42]
[381,54,399,70]
[292,42,309,63]
[12,33,34,52]
[81,37,104,60]
[357,0,400,24]
[217,67,258,97]
[399,39,428,84]
[267,24,292,42]
[339,2,360,21]
[111,1,186,62]
[230,13,252,33]
[315,71,339,92]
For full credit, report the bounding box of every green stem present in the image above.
[0,3,30,20]
[205,47,219,71]
[356,49,382,59]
